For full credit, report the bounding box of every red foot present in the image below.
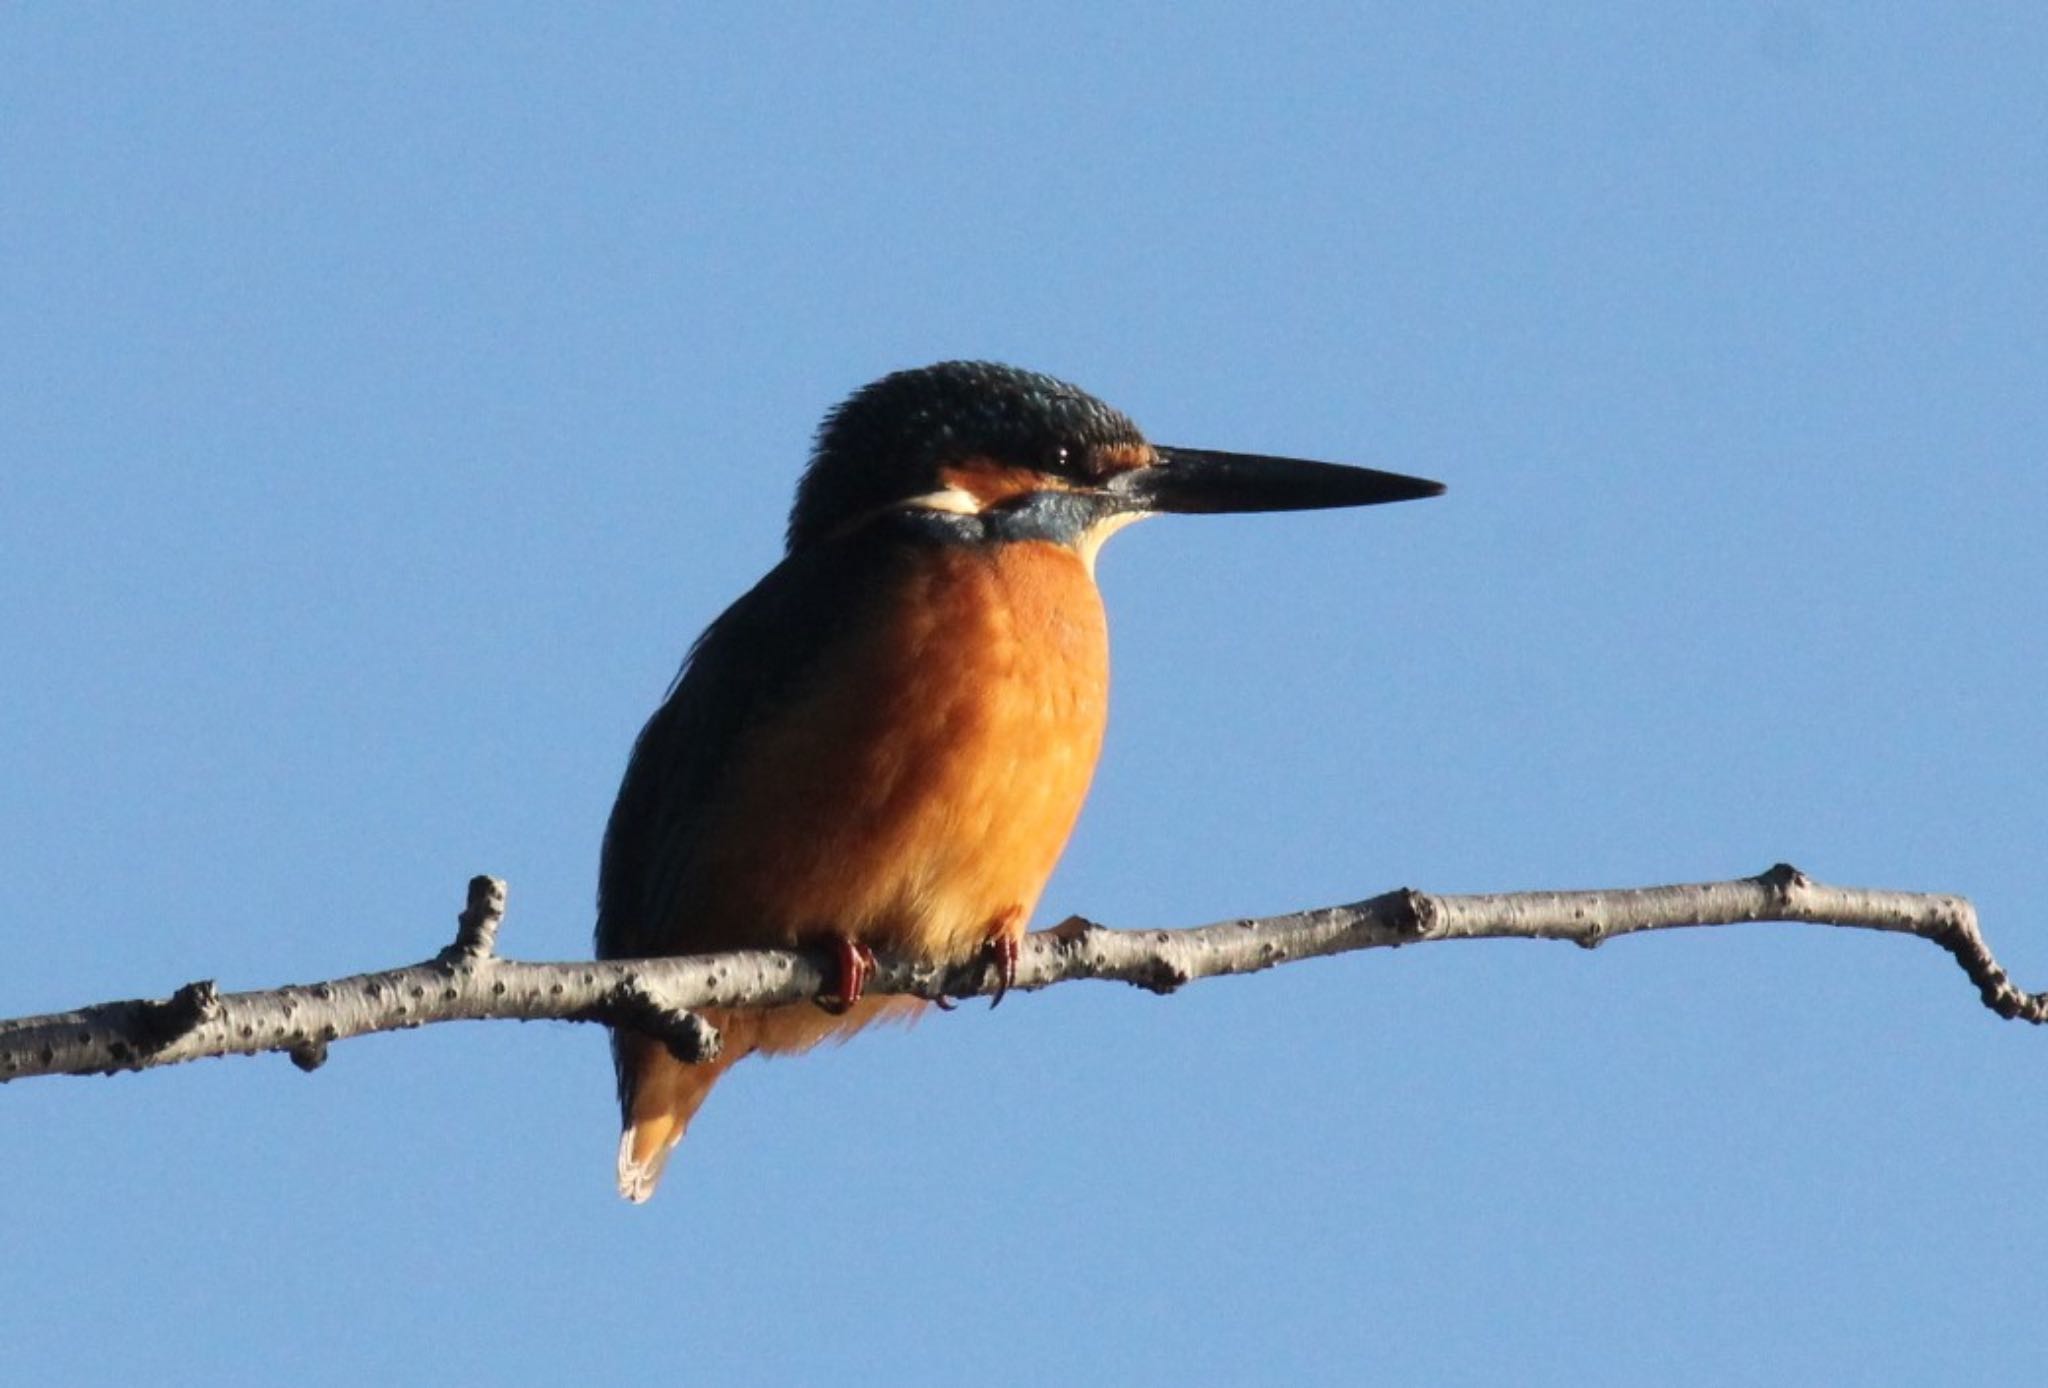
[815,937,878,1015]
[985,933,1020,1010]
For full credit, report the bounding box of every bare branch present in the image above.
[2,862,2038,1085]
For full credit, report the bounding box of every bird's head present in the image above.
[787,361,1443,560]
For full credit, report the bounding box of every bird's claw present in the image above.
[929,934,1019,1010]
[985,933,1020,1009]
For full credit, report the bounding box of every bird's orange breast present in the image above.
[677,538,1110,967]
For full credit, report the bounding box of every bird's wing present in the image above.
[593,522,917,964]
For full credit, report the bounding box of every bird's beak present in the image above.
[1111,446,1445,516]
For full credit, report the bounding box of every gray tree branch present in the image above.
[2,863,2039,1085]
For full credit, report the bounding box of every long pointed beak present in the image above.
[1114,446,1445,515]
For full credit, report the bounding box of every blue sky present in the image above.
[5,5,2045,1384]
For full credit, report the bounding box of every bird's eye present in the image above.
[1050,445,1072,473]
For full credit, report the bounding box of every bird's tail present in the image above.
[614,1028,731,1203]
[611,996,922,1201]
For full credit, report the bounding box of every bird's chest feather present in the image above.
[686,540,1109,957]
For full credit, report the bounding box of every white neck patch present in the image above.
[896,486,985,516]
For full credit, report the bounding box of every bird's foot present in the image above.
[983,932,1020,1010]
[930,912,1024,1010]
[815,937,878,1015]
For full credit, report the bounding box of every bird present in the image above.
[596,360,1443,1201]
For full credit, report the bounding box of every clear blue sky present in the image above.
[6,6,2045,1384]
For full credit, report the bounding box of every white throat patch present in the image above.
[1076,509,1150,577]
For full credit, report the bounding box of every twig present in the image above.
[439,875,507,962]
[1,863,2037,1085]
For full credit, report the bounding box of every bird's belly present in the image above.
[682,540,1109,962]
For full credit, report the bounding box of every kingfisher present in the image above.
[596,360,1443,1201]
